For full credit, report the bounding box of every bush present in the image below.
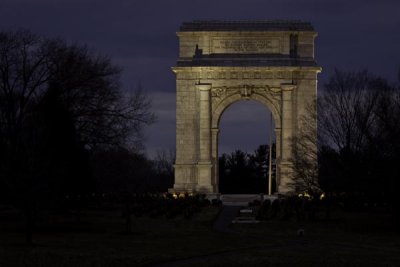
[211,199,222,206]
[256,196,325,222]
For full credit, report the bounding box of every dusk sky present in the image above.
[1,0,399,157]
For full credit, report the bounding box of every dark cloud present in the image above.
[1,0,399,155]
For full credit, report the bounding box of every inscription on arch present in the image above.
[212,38,281,54]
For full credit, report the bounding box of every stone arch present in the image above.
[210,91,282,194]
[171,20,320,196]
[211,92,281,130]
[211,92,281,193]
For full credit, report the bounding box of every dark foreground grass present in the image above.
[1,205,400,267]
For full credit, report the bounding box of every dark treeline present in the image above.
[317,70,400,204]
[288,69,400,214]
[219,144,276,194]
[0,30,174,243]
[90,148,174,194]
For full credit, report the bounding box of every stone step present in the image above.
[223,201,250,206]
[221,194,261,206]
[221,194,261,201]
[232,217,260,224]
[239,209,253,213]
[235,216,256,220]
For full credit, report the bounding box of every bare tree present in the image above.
[318,69,379,154]
[150,149,175,191]
[47,43,155,150]
[362,77,400,202]
[0,30,155,151]
[153,149,175,178]
[317,70,387,193]
[0,29,155,244]
[290,100,320,195]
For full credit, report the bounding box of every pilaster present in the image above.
[279,84,296,193]
[196,83,213,192]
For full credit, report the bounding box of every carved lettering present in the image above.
[212,38,280,54]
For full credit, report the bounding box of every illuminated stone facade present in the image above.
[171,21,321,194]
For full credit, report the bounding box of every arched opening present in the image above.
[217,100,276,194]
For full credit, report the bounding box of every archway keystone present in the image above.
[171,20,321,194]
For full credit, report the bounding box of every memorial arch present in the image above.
[171,20,321,194]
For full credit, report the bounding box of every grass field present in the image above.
[1,204,400,267]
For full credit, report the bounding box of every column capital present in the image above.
[211,128,220,134]
[196,83,212,91]
[281,83,296,91]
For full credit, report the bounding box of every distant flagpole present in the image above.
[268,113,272,196]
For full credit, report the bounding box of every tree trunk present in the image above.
[25,201,35,245]
[125,199,132,234]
